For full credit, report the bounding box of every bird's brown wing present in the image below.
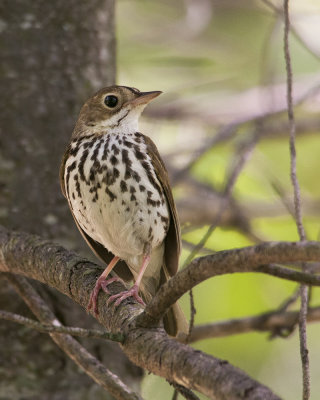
[59,147,133,281]
[143,135,181,277]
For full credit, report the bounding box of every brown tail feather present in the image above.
[163,300,189,336]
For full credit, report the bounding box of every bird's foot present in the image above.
[101,277,124,294]
[87,276,124,315]
[107,284,146,307]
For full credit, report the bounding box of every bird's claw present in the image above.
[107,285,146,307]
[87,276,125,315]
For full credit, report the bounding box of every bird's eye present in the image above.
[104,95,118,108]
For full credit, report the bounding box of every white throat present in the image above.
[100,105,145,135]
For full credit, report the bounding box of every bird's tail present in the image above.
[160,265,189,337]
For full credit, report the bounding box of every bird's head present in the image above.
[73,85,162,137]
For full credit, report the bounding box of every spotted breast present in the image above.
[64,131,170,287]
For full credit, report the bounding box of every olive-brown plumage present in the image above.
[60,85,187,336]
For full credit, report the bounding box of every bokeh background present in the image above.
[116,0,320,398]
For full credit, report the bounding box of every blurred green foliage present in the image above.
[117,1,320,399]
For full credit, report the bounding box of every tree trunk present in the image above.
[0,1,143,398]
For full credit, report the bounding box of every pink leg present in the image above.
[107,254,151,307]
[87,256,120,315]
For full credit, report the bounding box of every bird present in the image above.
[60,85,188,336]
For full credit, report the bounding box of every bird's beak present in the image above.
[128,91,162,107]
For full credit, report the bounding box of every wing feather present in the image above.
[143,135,181,276]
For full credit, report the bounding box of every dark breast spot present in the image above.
[90,139,102,161]
[102,137,110,160]
[134,145,146,160]
[132,171,141,182]
[113,168,120,179]
[105,187,117,202]
[67,160,77,174]
[78,149,89,183]
[110,155,118,165]
[112,144,120,155]
[120,180,128,193]
[73,174,82,198]
[124,139,133,148]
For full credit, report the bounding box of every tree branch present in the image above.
[0,309,123,342]
[186,306,320,343]
[142,241,320,326]
[283,0,310,397]
[0,225,280,400]
[5,274,142,400]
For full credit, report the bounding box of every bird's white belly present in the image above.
[65,134,170,262]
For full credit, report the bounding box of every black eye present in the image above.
[104,95,118,108]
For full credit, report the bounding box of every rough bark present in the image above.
[0,2,142,399]
[0,225,281,400]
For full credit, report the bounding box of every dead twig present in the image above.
[0,309,124,342]
[186,306,320,343]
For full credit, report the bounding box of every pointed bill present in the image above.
[127,91,162,107]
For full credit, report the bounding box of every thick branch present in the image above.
[142,241,320,325]
[0,226,280,400]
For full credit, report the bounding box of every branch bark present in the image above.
[0,225,281,400]
[142,241,320,326]
[5,274,142,400]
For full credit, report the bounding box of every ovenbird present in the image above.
[60,86,187,336]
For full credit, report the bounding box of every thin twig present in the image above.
[262,0,320,61]
[186,289,196,343]
[182,130,259,268]
[171,389,179,400]
[277,286,300,312]
[283,1,310,399]
[185,306,320,343]
[169,382,200,400]
[171,123,237,185]
[5,274,143,400]
[0,310,124,342]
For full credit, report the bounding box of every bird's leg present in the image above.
[107,253,151,307]
[87,256,120,315]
